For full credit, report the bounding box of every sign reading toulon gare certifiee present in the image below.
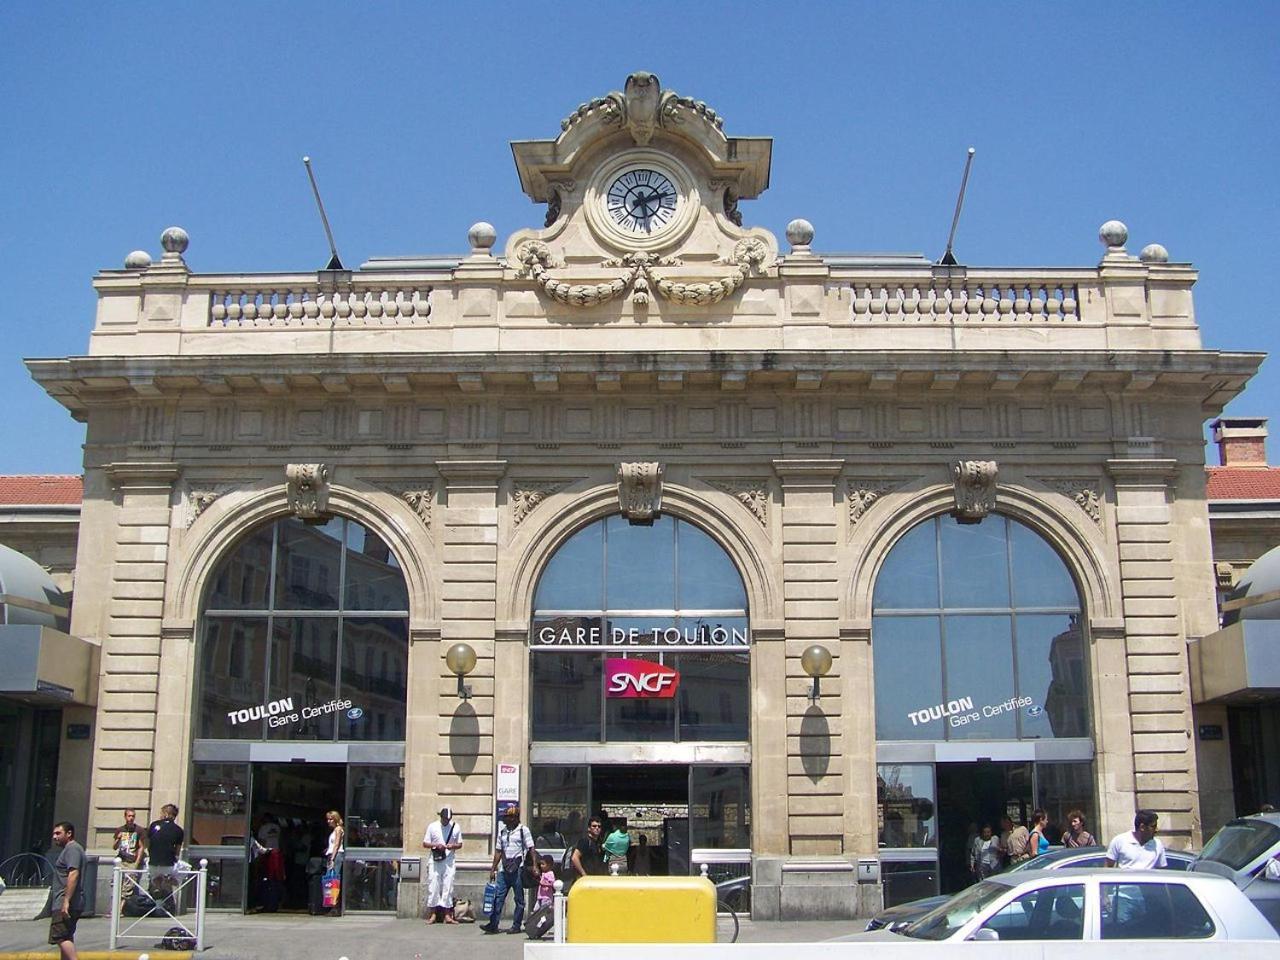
[531,617,749,648]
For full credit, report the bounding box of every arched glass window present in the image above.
[197,516,409,742]
[872,514,1088,741]
[530,515,749,742]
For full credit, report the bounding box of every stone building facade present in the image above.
[24,73,1262,918]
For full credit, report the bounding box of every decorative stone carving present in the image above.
[708,478,769,527]
[846,480,894,529]
[512,480,571,527]
[617,462,664,524]
[372,480,435,528]
[186,489,222,528]
[285,463,331,519]
[1038,477,1103,525]
[952,460,998,523]
[559,72,724,142]
[514,238,768,308]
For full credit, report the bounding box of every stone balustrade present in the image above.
[207,283,433,326]
[847,275,1085,324]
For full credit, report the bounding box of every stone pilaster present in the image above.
[1105,458,1200,846]
[434,460,506,844]
[89,461,180,848]
[773,458,844,855]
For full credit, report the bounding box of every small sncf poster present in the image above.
[604,657,680,699]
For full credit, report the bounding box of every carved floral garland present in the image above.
[514,238,767,308]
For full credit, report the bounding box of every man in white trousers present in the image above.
[422,806,463,924]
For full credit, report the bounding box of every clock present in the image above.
[605,168,678,235]
[586,152,698,251]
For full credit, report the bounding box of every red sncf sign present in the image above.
[604,658,680,699]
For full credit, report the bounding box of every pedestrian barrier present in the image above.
[561,871,716,943]
[107,858,208,951]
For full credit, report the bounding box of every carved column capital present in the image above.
[1104,458,1178,485]
[105,461,182,491]
[285,463,331,519]
[952,460,998,523]
[617,461,664,524]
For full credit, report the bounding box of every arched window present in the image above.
[530,515,750,742]
[872,514,1088,741]
[197,516,409,742]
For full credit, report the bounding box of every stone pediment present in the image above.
[504,72,778,304]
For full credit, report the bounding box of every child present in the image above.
[535,854,557,910]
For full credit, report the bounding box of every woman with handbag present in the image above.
[322,810,345,916]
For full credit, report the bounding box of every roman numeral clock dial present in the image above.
[605,168,679,235]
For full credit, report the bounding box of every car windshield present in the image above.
[1200,819,1280,871]
[901,881,1010,940]
[1010,848,1101,872]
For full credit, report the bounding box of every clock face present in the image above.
[605,168,679,234]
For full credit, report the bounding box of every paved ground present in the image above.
[0,914,861,959]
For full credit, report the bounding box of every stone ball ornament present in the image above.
[1098,220,1128,249]
[124,250,152,269]
[786,218,815,249]
[1140,243,1170,263]
[160,226,189,255]
[468,221,497,253]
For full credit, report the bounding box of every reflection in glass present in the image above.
[346,765,403,848]
[872,515,1087,742]
[878,763,937,848]
[606,516,676,609]
[942,616,1016,740]
[677,523,747,610]
[343,858,399,912]
[531,653,602,741]
[341,618,408,741]
[529,766,589,849]
[1017,615,1089,738]
[536,523,604,611]
[198,518,409,744]
[873,521,939,610]
[198,619,269,739]
[873,617,943,739]
[275,518,343,610]
[678,653,749,741]
[941,517,1010,608]
[268,618,337,740]
[190,762,249,846]
[690,766,750,848]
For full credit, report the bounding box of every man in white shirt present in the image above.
[422,806,463,924]
[1105,809,1168,869]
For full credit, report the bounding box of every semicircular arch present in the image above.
[502,481,779,628]
[845,480,1119,626]
[167,483,438,630]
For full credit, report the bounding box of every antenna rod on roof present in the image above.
[303,156,345,271]
[938,147,976,267]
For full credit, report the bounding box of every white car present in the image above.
[830,869,1278,942]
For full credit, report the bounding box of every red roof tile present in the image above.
[0,475,83,506]
[1206,467,1280,501]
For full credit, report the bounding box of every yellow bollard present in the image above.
[565,875,718,943]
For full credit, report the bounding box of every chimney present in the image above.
[1211,417,1269,467]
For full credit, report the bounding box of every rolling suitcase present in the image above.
[525,902,554,940]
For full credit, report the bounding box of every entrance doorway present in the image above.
[247,763,344,913]
[935,761,1032,893]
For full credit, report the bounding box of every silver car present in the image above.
[832,869,1278,942]
[1192,813,1280,932]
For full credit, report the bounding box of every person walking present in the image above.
[48,822,85,960]
[323,810,345,916]
[146,804,184,909]
[1060,809,1097,848]
[1028,809,1050,857]
[570,816,607,878]
[113,809,145,911]
[1105,809,1167,869]
[602,819,630,875]
[975,824,1004,878]
[422,805,462,924]
[481,805,536,935]
[999,815,1031,865]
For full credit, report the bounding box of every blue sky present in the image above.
[2,2,1278,474]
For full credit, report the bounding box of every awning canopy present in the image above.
[1191,620,1280,704]
[0,624,98,705]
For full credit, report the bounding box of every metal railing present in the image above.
[108,858,209,951]
[0,852,55,888]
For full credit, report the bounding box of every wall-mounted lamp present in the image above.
[801,644,833,704]
[445,642,477,701]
